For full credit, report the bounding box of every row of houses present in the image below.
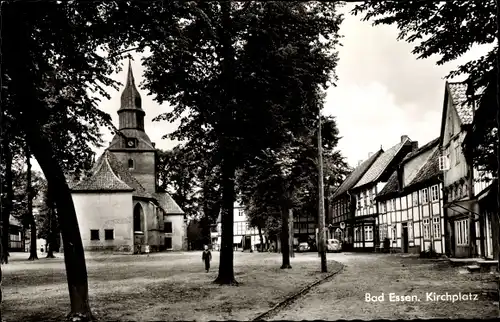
[331,81,498,259]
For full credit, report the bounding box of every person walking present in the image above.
[202,245,212,273]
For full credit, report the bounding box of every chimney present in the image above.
[411,141,418,151]
[368,152,373,158]
[401,135,409,143]
[357,160,363,166]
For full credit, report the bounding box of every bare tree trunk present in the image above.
[27,146,38,261]
[280,205,292,269]
[1,138,14,264]
[213,148,237,284]
[258,225,264,252]
[24,123,94,320]
[289,208,294,258]
[46,206,56,258]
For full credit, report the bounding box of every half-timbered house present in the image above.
[349,136,417,251]
[439,81,495,258]
[376,138,445,254]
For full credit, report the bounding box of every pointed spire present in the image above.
[126,58,135,87]
[119,59,142,111]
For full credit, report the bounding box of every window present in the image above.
[381,202,386,213]
[432,217,441,238]
[238,209,244,217]
[423,219,430,239]
[421,188,429,204]
[364,226,373,241]
[104,229,114,240]
[379,224,388,240]
[391,225,396,241]
[454,140,461,165]
[456,219,469,246]
[164,222,173,233]
[165,237,172,249]
[128,159,134,169]
[431,185,439,202]
[412,192,418,206]
[391,199,396,211]
[457,186,462,199]
[90,229,99,241]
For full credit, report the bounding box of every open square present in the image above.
[2,251,341,321]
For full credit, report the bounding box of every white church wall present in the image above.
[72,192,134,253]
[164,214,185,251]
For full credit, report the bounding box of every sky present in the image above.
[32,3,490,173]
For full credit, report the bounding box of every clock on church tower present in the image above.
[126,138,136,148]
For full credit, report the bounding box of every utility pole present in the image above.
[289,209,294,258]
[467,80,476,258]
[318,106,327,273]
[494,0,500,303]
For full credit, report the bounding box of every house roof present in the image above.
[439,81,479,146]
[401,137,440,165]
[447,82,477,125]
[377,170,399,199]
[9,216,22,227]
[332,149,383,199]
[153,192,184,214]
[353,138,411,189]
[408,147,441,187]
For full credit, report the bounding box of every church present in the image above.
[70,61,187,253]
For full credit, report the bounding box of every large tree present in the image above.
[238,115,348,268]
[1,2,141,319]
[123,1,342,284]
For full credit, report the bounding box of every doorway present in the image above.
[165,237,172,250]
[402,224,409,253]
[244,236,252,250]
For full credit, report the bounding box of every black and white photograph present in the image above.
[1,1,500,321]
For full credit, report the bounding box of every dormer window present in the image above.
[128,159,134,169]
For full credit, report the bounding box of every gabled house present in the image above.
[330,150,383,246]
[376,138,445,254]
[1,217,25,252]
[349,136,417,251]
[439,81,494,258]
[215,201,263,251]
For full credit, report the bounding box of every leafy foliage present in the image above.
[238,115,350,234]
[352,0,499,182]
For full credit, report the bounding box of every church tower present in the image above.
[108,60,157,193]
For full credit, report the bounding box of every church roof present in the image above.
[153,192,185,214]
[71,150,152,199]
[71,152,134,192]
[119,59,143,112]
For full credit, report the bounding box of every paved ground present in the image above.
[270,252,499,320]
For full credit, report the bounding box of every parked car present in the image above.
[296,242,310,252]
[326,238,341,253]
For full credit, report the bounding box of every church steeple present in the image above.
[118,60,145,131]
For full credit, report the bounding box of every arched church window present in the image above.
[134,203,143,232]
[128,159,134,169]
